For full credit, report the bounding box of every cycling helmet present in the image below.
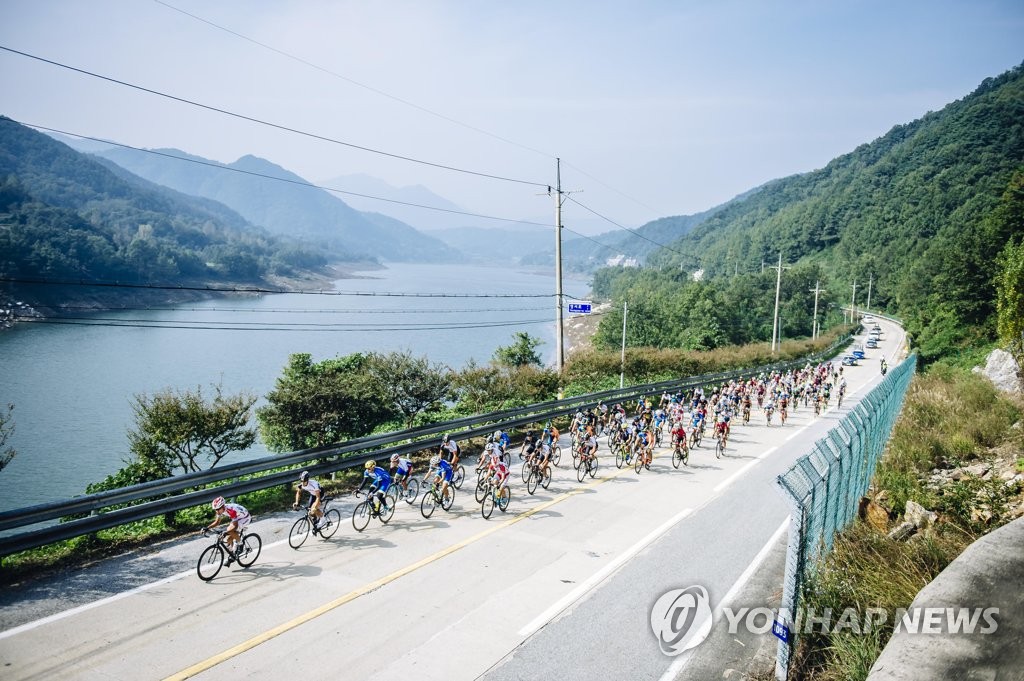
[442,433,450,444]
[211,496,225,510]
[299,470,309,482]
[493,430,502,441]
[364,460,376,470]
[429,454,441,466]
[390,453,400,464]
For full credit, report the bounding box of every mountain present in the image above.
[625,62,1024,361]
[426,224,553,264]
[318,173,465,231]
[90,148,457,262]
[0,117,330,309]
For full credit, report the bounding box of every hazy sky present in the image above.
[1,0,1021,234]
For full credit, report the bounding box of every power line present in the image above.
[0,275,588,299]
[566,196,690,258]
[0,44,549,189]
[152,0,554,162]
[17,120,550,228]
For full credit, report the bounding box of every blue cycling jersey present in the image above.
[437,459,454,481]
[365,467,392,491]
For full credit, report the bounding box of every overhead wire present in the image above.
[566,196,690,257]
[17,120,550,228]
[0,44,549,189]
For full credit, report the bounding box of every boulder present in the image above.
[905,500,938,529]
[888,521,916,541]
[973,349,1022,394]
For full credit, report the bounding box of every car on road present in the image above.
[852,346,866,359]
[866,340,878,349]
[842,355,859,366]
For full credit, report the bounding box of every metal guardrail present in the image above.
[0,333,853,557]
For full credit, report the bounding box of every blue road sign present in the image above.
[568,302,592,314]
[772,619,790,643]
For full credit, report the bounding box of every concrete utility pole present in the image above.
[553,158,565,374]
[619,301,628,389]
[850,280,858,325]
[866,274,873,313]
[770,253,789,353]
[809,281,826,339]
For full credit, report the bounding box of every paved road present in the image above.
[0,320,907,681]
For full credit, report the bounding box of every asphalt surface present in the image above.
[0,320,907,681]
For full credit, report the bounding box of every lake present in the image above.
[0,263,590,510]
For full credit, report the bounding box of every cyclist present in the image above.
[356,460,392,514]
[292,470,324,533]
[205,496,251,566]
[714,412,731,447]
[439,433,461,468]
[670,420,688,454]
[495,430,511,453]
[426,453,454,500]
[520,429,538,460]
[390,453,414,495]
[637,422,654,469]
[543,423,561,450]
[580,426,599,468]
[488,450,511,499]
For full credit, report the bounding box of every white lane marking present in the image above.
[785,427,807,442]
[657,516,791,681]
[757,446,779,460]
[713,459,759,493]
[517,506,694,637]
[0,534,292,640]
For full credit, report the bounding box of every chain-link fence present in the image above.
[774,353,917,679]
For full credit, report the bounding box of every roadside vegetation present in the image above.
[788,362,1023,681]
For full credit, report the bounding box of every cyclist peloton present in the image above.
[292,470,325,534]
[204,496,251,566]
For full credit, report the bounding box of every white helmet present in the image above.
[493,430,502,441]
[430,454,441,466]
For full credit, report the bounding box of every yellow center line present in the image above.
[164,464,632,681]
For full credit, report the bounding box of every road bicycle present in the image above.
[634,442,652,473]
[196,527,261,581]
[689,425,702,449]
[612,438,631,469]
[479,475,511,519]
[576,446,598,482]
[780,404,788,425]
[388,474,420,506]
[671,437,689,468]
[288,496,341,548]
[420,477,454,518]
[351,489,395,532]
[526,457,553,495]
[715,429,727,459]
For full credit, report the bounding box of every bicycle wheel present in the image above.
[421,488,437,518]
[541,466,552,489]
[352,500,371,532]
[441,485,455,511]
[452,465,465,489]
[521,459,532,483]
[682,446,689,466]
[386,486,400,508]
[379,497,396,524]
[634,451,644,474]
[196,545,224,581]
[672,447,683,469]
[614,443,625,469]
[498,487,510,512]
[404,478,420,504]
[320,509,341,538]
[481,493,495,519]
[716,438,724,459]
[501,451,511,467]
[573,447,583,470]
[527,468,539,495]
[236,534,261,567]
[576,459,587,482]
[552,446,561,466]
[475,479,488,503]
[288,516,311,549]
[588,454,598,478]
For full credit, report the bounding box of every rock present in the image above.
[888,521,916,541]
[874,490,892,512]
[951,468,965,481]
[975,349,1022,394]
[862,499,890,531]
[905,500,938,529]
[965,464,990,478]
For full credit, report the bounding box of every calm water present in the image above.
[0,263,589,510]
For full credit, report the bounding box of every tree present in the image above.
[367,350,453,428]
[996,239,1024,376]
[128,383,257,474]
[0,403,15,473]
[493,332,544,368]
[257,352,392,452]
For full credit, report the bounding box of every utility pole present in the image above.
[809,281,826,339]
[553,158,565,374]
[850,280,858,325]
[866,274,873,313]
[619,301,628,389]
[770,253,789,353]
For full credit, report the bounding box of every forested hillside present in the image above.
[0,118,330,308]
[596,62,1024,362]
[92,147,458,262]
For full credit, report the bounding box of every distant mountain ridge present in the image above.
[83,146,459,263]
